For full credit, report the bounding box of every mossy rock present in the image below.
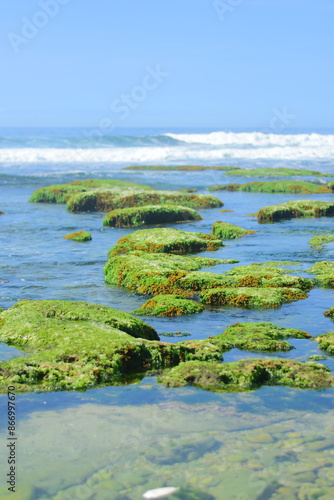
[132,295,204,317]
[316,332,334,355]
[0,300,225,393]
[210,322,312,352]
[223,168,331,177]
[307,261,334,287]
[108,228,223,256]
[63,231,92,242]
[208,180,332,194]
[324,306,334,320]
[0,211,4,215]
[104,252,237,296]
[123,165,237,171]
[67,189,223,213]
[200,286,307,308]
[29,179,152,204]
[159,359,334,391]
[212,221,256,239]
[257,200,334,223]
[102,205,202,227]
[308,234,334,249]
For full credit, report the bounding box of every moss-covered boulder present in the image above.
[316,332,334,355]
[104,252,237,296]
[0,211,4,215]
[257,200,334,223]
[63,231,92,242]
[123,165,237,171]
[67,189,223,213]
[200,286,307,308]
[212,221,255,239]
[108,228,223,256]
[102,205,202,228]
[208,180,332,194]
[308,234,334,249]
[324,306,334,320]
[307,261,334,287]
[29,179,152,204]
[210,322,312,352]
[132,295,204,317]
[159,359,334,391]
[224,168,331,177]
[0,300,225,393]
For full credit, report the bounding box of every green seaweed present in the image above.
[257,200,334,223]
[207,180,332,194]
[108,228,223,255]
[316,332,334,355]
[102,204,202,227]
[159,359,334,391]
[212,221,256,239]
[307,261,334,287]
[63,231,92,242]
[308,234,334,249]
[132,295,204,316]
[224,168,332,177]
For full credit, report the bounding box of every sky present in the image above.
[0,0,333,129]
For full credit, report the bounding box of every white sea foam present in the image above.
[0,132,334,165]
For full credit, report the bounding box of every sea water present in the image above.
[0,127,334,499]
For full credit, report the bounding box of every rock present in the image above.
[308,234,334,249]
[315,332,334,355]
[212,221,255,239]
[257,200,334,223]
[63,231,92,242]
[132,295,204,317]
[29,179,152,203]
[108,228,223,255]
[223,167,331,177]
[145,438,220,465]
[103,205,202,227]
[308,261,334,287]
[208,180,332,194]
[159,359,334,391]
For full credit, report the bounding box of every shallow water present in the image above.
[1,128,334,499]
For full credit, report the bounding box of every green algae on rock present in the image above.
[63,231,92,242]
[315,332,334,355]
[0,300,225,393]
[104,252,237,296]
[308,234,334,249]
[257,200,334,223]
[132,295,204,317]
[0,211,4,215]
[102,204,202,228]
[213,322,312,352]
[159,359,334,391]
[67,189,223,213]
[207,180,332,194]
[212,221,255,239]
[108,228,223,256]
[200,286,308,308]
[223,167,332,177]
[29,179,152,204]
[307,261,334,287]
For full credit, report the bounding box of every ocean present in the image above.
[0,127,334,499]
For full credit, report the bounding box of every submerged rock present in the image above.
[207,180,332,194]
[63,231,92,242]
[108,228,223,255]
[257,200,334,223]
[67,189,223,213]
[159,359,334,391]
[212,221,255,239]
[145,437,220,465]
[29,179,152,203]
[132,295,204,317]
[103,205,202,227]
[308,234,334,249]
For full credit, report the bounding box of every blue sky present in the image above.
[0,0,333,128]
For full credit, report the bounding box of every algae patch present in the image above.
[212,221,255,239]
[103,205,202,227]
[132,295,204,317]
[63,231,92,242]
[257,200,334,223]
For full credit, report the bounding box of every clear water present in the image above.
[0,128,334,499]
